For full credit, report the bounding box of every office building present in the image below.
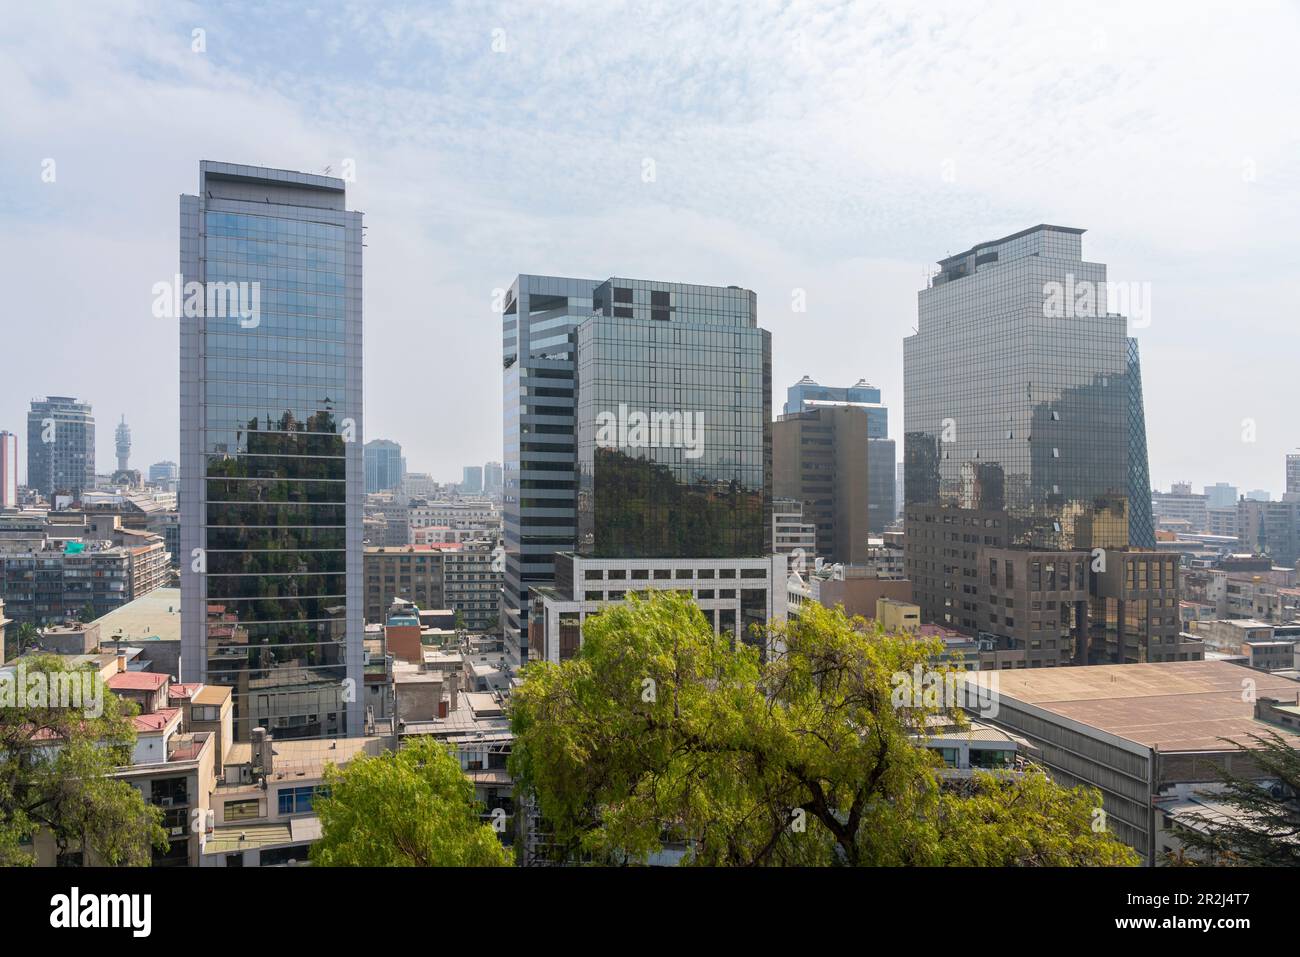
[180,162,363,740]
[26,396,95,501]
[1237,498,1300,568]
[903,225,1174,665]
[483,461,503,496]
[0,431,17,509]
[499,275,600,665]
[149,460,179,487]
[783,376,895,534]
[1288,452,1300,499]
[1124,338,1156,549]
[528,278,781,660]
[1204,482,1238,509]
[1153,482,1209,532]
[462,465,483,494]
[773,405,870,564]
[772,497,817,560]
[363,439,402,494]
[364,544,449,623]
[442,539,502,632]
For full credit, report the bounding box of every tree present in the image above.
[1169,730,1300,866]
[311,737,511,866]
[0,654,168,866]
[509,593,1138,867]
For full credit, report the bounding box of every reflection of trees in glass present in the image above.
[592,448,763,558]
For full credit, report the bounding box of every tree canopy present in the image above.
[0,654,168,866]
[509,593,1138,866]
[311,737,511,867]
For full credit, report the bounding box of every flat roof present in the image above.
[967,660,1300,752]
[92,587,181,643]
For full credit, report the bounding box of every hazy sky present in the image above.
[2,1,1297,494]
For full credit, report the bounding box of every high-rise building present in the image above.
[0,431,17,509]
[782,376,895,533]
[180,161,363,741]
[363,439,403,493]
[528,278,784,664]
[499,275,600,665]
[483,461,503,495]
[115,415,131,472]
[904,225,1179,665]
[1287,452,1300,499]
[149,460,179,485]
[1125,338,1156,549]
[773,405,870,564]
[1204,482,1239,509]
[26,396,95,501]
[462,465,484,494]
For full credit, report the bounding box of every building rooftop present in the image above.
[108,670,169,691]
[966,660,1300,752]
[92,587,181,644]
[224,735,387,776]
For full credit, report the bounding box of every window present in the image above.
[278,785,325,816]
[224,798,261,821]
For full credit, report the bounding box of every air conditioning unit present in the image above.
[170,826,185,837]
[160,797,174,807]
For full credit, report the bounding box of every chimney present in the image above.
[116,649,127,673]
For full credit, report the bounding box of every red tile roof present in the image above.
[133,708,179,733]
[107,671,169,691]
[168,682,203,700]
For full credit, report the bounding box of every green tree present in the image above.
[311,737,511,867]
[0,654,168,866]
[1169,730,1300,866]
[509,593,1138,866]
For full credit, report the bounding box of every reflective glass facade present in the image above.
[1125,337,1156,550]
[181,162,363,741]
[576,279,770,559]
[903,225,1139,646]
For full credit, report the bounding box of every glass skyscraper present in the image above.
[903,225,1178,665]
[1125,337,1156,549]
[26,396,95,500]
[180,162,363,740]
[576,279,770,559]
[364,438,403,493]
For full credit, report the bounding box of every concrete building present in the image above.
[1237,497,1300,568]
[483,461,504,496]
[180,161,364,740]
[364,544,450,623]
[964,660,1300,863]
[461,465,483,495]
[773,405,871,565]
[0,430,17,509]
[26,397,95,501]
[442,539,502,633]
[1153,482,1209,532]
[1205,482,1238,509]
[772,497,817,562]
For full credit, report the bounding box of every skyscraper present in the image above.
[773,405,870,564]
[115,414,131,472]
[1287,451,1300,500]
[483,461,503,496]
[26,396,95,500]
[180,162,363,740]
[462,465,483,494]
[782,376,895,533]
[500,275,600,666]
[904,225,1181,665]
[1125,338,1156,549]
[528,277,783,664]
[0,431,16,508]
[363,438,403,493]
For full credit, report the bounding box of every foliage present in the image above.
[312,737,511,867]
[0,654,168,866]
[510,593,1138,867]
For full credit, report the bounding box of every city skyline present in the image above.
[2,2,1298,497]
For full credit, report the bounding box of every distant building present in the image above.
[364,439,403,494]
[1288,452,1300,499]
[1204,482,1238,509]
[772,498,816,561]
[0,431,17,509]
[774,406,870,564]
[483,461,503,495]
[461,465,483,495]
[149,461,178,490]
[26,397,95,501]
[114,415,131,472]
[1153,482,1209,532]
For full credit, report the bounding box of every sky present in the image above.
[1,0,1297,495]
